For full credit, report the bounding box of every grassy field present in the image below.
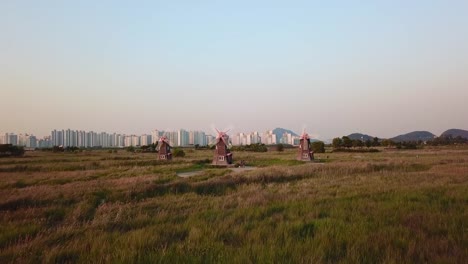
[0,147,467,263]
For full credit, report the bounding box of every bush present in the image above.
[231,144,267,152]
[65,146,79,152]
[276,144,284,152]
[173,148,186,157]
[126,146,135,152]
[53,146,64,153]
[0,144,25,157]
[311,141,325,153]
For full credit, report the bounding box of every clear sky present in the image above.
[1,1,467,139]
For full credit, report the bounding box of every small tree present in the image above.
[0,145,25,157]
[311,141,325,153]
[126,146,135,152]
[342,136,352,148]
[357,140,364,148]
[381,139,394,147]
[277,144,284,152]
[149,143,157,152]
[140,145,149,152]
[53,146,64,153]
[365,139,372,148]
[372,137,381,147]
[173,148,185,157]
[352,139,362,148]
[332,138,342,149]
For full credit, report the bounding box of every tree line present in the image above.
[331,135,468,151]
[0,144,25,157]
[332,136,381,149]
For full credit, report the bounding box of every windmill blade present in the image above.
[210,124,219,135]
[162,128,176,146]
[301,124,307,137]
[223,124,235,134]
[209,137,216,145]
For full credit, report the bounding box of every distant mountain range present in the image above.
[440,129,468,139]
[391,131,436,142]
[345,130,467,142]
[280,128,468,143]
[347,133,375,141]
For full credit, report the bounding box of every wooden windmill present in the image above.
[157,135,172,160]
[212,129,233,165]
[297,131,314,161]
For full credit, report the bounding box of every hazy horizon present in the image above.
[1,125,466,142]
[2,1,468,140]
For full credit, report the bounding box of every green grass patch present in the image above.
[249,158,305,167]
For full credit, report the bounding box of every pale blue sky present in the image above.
[1,1,467,139]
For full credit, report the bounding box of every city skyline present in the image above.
[0,128,304,147]
[1,1,468,139]
[2,122,467,141]
[2,124,464,149]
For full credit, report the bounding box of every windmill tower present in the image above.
[212,129,233,165]
[157,136,172,160]
[297,131,314,161]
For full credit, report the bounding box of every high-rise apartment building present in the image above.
[194,131,207,146]
[51,129,64,146]
[26,135,37,148]
[140,134,151,146]
[151,130,163,144]
[5,133,19,146]
[167,131,178,146]
[178,129,189,146]
[261,130,277,145]
[131,135,140,146]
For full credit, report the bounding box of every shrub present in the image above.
[232,144,268,152]
[0,144,25,157]
[311,141,325,153]
[126,146,135,152]
[173,148,186,157]
[277,144,284,152]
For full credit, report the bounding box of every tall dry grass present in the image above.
[0,147,466,263]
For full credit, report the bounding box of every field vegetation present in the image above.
[0,147,467,263]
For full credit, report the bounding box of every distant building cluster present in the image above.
[151,130,210,147]
[231,132,261,145]
[1,129,302,148]
[0,133,42,148]
[49,129,167,148]
[230,130,300,146]
[0,129,211,148]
